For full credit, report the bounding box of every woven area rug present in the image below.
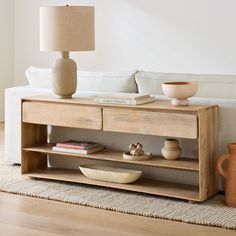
[1,146,236,230]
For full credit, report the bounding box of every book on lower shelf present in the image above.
[52,145,104,155]
[55,140,99,150]
[94,93,155,105]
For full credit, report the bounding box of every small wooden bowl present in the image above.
[123,152,152,161]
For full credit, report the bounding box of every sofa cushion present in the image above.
[135,71,236,99]
[77,71,138,93]
[25,67,52,89]
[25,67,138,93]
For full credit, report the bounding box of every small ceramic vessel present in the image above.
[161,139,182,160]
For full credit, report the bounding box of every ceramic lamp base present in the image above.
[171,98,189,106]
[52,52,77,99]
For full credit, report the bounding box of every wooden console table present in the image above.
[21,96,219,202]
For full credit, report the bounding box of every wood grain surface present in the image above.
[22,96,216,112]
[198,106,219,201]
[24,168,200,201]
[23,101,102,130]
[23,144,199,171]
[103,108,198,138]
[0,191,234,236]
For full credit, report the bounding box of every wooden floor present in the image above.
[0,123,234,236]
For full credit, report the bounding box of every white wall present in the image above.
[0,0,14,121]
[14,0,236,86]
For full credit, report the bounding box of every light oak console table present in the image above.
[21,96,219,202]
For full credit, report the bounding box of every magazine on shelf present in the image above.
[52,145,104,155]
[56,140,98,150]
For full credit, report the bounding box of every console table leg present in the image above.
[21,123,47,174]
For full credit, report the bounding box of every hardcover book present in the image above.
[52,145,104,155]
[94,95,155,105]
[56,140,99,150]
[94,93,150,100]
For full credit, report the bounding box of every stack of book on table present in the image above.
[94,93,155,105]
[52,140,104,154]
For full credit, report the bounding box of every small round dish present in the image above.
[123,152,152,161]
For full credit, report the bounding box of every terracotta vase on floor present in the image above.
[217,143,236,207]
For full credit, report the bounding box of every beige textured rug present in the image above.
[0,144,236,230]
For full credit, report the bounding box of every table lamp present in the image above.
[40,6,95,98]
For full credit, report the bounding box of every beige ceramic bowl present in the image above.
[162,81,198,106]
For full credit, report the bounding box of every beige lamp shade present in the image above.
[40,6,95,52]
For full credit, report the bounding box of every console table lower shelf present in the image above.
[23,168,199,201]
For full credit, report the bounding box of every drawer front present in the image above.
[23,102,102,130]
[103,109,198,139]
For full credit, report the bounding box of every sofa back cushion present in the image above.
[25,67,138,93]
[25,67,52,89]
[77,71,137,93]
[135,71,236,99]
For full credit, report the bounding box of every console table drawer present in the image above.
[22,102,102,130]
[103,109,198,139]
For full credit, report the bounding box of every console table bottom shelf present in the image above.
[23,168,200,201]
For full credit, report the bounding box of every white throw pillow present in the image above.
[25,67,52,89]
[25,67,138,93]
[77,70,137,93]
[135,71,236,99]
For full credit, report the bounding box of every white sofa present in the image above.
[5,68,236,186]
